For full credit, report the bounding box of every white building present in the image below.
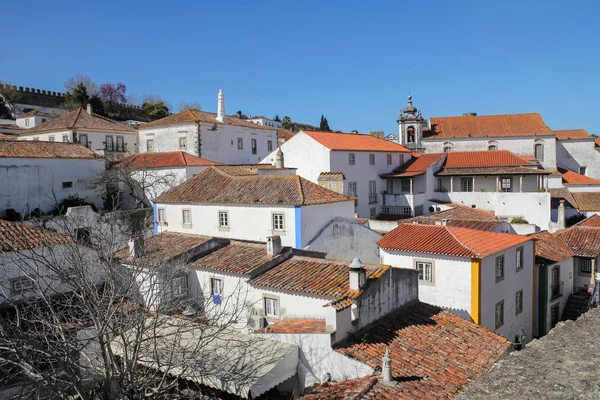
[554,129,600,180]
[138,91,278,164]
[15,109,53,128]
[378,223,535,343]
[0,141,105,217]
[246,116,282,130]
[153,166,355,248]
[17,105,137,158]
[260,130,412,218]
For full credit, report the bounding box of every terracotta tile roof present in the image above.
[187,240,279,276]
[518,154,539,163]
[115,232,214,265]
[381,153,445,178]
[553,129,591,140]
[115,151,221,169]
[17,110,51,118]
[444,150,533,168]
[559,168,600,185]
[378,224,531,258]
[575,214,600,228]
[277,129,296,142]
[569,192,600,212]
[0,220,71,251]
[0,140,102,159]
[303,131,411,152]
[595,137,600,149]
[262,319,328,334]
[249,256,390,311]
[556,226,600,257]
[426,113,552,140]
[318,171,345,179]
[436,165,550,176]
[140,109,275,130]
[403,205,503,231]
[22,108,136,134]
[528,231,573,263]
[0,133,15,140]
[304,302,510,400]
[154,166,354,206]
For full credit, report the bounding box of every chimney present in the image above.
[463,112,477,117]
[86,103,93,115]
[128,237,144,258]
[216,89,226,123]
[275,147,284,168]
[435,219,448,226]
[350,130,358,134]
[267,235,282,256]
[349,258,367,290]
[382,347,392,383]
[558,200,566,230]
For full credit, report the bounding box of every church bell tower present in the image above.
[397,95,424,150]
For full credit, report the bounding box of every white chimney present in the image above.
[128,237,144,258]
[275,147,284,168]
[349,258,367,290]
[216,89,226,123]
[435,219,448,226]
[382,347,392,383]
[558,200,566,230]
[267,235,282,256]
[86,103,93,115]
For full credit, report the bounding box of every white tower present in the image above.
[382,346,392,382]
[275,147,284,168]
[216,89,226,123]
[397,95,424,150]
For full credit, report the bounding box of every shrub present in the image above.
[566,213,586,227]
[31,208,44,218]
[5,208,22,222]
[511,217,529,224]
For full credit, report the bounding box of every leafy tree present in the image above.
[142,101,169,121]
[178,101,202,112]
[99,82,127,104]
[273,114,281,122]
[282,116,292,129]
[89,95,107,116]
[63,83,91,110]
[235,110,248,119]
[319,114,331,131]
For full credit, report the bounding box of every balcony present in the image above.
[550,281,564,301]
[368,195,378,204]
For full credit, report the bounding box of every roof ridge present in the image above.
[187,109,198,122]
[445,226,479,257]
[297,175,305,205]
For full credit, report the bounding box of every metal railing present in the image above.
[550,281,564,301]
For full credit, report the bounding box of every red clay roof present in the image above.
[249,256,389,310]
[444,150,533,168]
[553,129,591,140]
[0,220,71,251]
[17,110,51,118]
[528,231,573,263]
[378,224,531,258]
[187,240,279,276]
[0,140,102,159]
[559,168,600,185]
[304,302,510,400]
[426,113,552,140]
[381,153,445,178]
[303,131,411,152]
[556,226,600,258]
[595,138,600,148]
[22,108,135,134]
[140,109,275,130]
[262,319,327,334]
[115,151,221,169]
[154,166,354,206]
[402,205,503,231]
[277,129,296,142]
[0,133,15,140]
[569,192,600,212]
[576,214,600,228]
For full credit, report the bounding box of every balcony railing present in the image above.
[368,195,378,204]
[550,281,564,301]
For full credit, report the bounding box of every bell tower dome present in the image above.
[397,95,424,151]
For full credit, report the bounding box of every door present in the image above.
[550,303,560,329]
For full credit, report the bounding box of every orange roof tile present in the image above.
[249,256,390,310]
[277,129,296,142]
[381,153,446,178]
[402,205,503,231]
[22,108,135,134]
[528,231,573,263]
[0,133,15,140]
[303,131,411,152]
[426,113,552,140]
[0,220,71,251]
[17,110,51,118]
[576,214,600,228]
[378,224,531,258]
[569,192,600,212]
[444,150,533,168]
[115,151,221,169]
[556,226,600,258]
[595,137,600,148]
[553,129,591,140]
[559,168,600,185]
[304,302,510,400]
[262,319,328,334]
[154,166,354,206]
[0,140,102,159]
[140,109,275,130]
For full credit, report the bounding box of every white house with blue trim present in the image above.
[152,166,355,248]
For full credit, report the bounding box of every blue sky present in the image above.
[2,0,598,134]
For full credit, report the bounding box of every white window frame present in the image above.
[173,275,188,297]
[495,255,505,282]
[179,137,187,149]
[579,166,587,176]
[500,177,512,193]
[386,154,392,165]
[368,180,377,204]
[237,137,243,150]
[349,153,355,165]
[416,261,434,283]
[182,209,191,226]
[401,179,411,193]
[369,153,375,165]
[62,135,69,142]
[495,300,504,329]
[79,134,88,147]
[219,211,229,228]
[116,136,124,152]
[369,207,376,219]
[581,259,592,274]
[146,139,154,153]
[461,177,473,192]
[516,247,523,271]
[272,213,284,231]
[48,136,55,142]
[157,208,165,223]
[267,140,273,152]
[265,297,279,318]
[211,278,222,296]
[251,138,257,155]
[105,135,114,151]
[516,290,523,316]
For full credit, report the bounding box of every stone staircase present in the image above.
[562,291,591,321]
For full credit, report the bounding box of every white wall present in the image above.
[19,129,137,153]
[0,157,104,217]
[131,166,209,204]
[556,140,600,180]
[300,201,355,248]
[573,257,596,292]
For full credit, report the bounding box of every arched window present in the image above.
[488,145,497,151]
[443,142,453,153]
[406,126,415,143]
[534,142,544,162]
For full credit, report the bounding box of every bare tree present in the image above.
[64,75,99,97]
[178,102,202,112]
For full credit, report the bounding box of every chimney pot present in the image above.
[86,103,93,115]
[558,200,566,230]
[128,237,144,258]
[275,147,284,168]
[463,112,477,116]
[267,235,282,256]
[382,347,393,383]
[349,258,367,290]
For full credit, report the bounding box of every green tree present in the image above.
[319,114,331,131]
[64,83,91,110]
[273,114,281,122]
[282,116,292,129]
[142,101,169,120]
[235,110,248,119]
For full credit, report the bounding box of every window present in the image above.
[62,135,68,142]
[211,278,222,304]
[579,166,587,176]
[516,247,524,271]
[370,207,376,219]
[105,136,114,151]
[267,140,273,152]
[157,209,165,223]
[416,261,433,283]
[534,143,544,162]
[488,144,497,151]
[62,181,73,189]
[182,209,191,226]
[387,154,392,165]
[399,154,405,165]
[401,179,411,193]
[251,138,257,155]
[349,153,355,165]
[48,136,55,142]
[146,139,154,153]
[272,213,284,231]
[12,277,33,293]
[369,154,375,165]
[414,205,424,216]
[79,134,88,147]
[348,182,357,205]
[495,256,505,282]
[237,137,243,150]
[368,180,377,204]
[461,178,473,192]
[219,211,229,228]
[581,259,592,274]
[116,136,124,152]
[386,179,393,195]
[550,303,560,328]
[173,275,188,297]
[515,290,523,315]
[265,297,279,317]
[501,177,512,192]
[33,138,39,141]
[25,119,29,127]
[41,118,46,123]
[443,146,452,153]
[495,300,504,329]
